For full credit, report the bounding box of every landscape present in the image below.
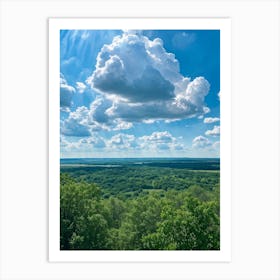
[59,29,220,250]
[60,157,220,250]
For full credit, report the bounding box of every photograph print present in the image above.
[55,21,227,254]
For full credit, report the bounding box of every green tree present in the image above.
[60,174,109,250]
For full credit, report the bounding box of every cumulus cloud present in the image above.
[107,133,138,150]
[113,121,133,131]
[60,136,81,151]
[60,134,106,153]
[97,76,209,123]
[61,102,134,137]
[140,131,174,143]
[106,131,186,152]
[192,136,211,149]
[76,82,87,93]
[139,131,185,151]
[60,106,92,137]
[89,97,111,124]
[204,117,220,124]
[60,73,75,108]
[205,125,220,136]
[79,135,106,148]
[85,32,210,126]
[88,33,181,96]
[92,56,174,102]
[87,97,133,130]
[61,130,186,154]
[192,135,220,153]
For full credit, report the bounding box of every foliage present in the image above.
[61,165,219,198]
[60,165,220,250]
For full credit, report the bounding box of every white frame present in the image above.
[0,0,279,279]
[49,18,231,262]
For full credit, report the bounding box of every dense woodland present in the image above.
[60,161,220,250]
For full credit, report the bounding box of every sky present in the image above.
[60,29,220,158]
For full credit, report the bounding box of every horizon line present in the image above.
[60,157,220,160]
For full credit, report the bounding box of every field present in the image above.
[60,158,220,250]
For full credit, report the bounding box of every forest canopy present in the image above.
[60,161,220,250]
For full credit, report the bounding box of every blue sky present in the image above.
[60,29,220,158]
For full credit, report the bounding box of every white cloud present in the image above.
[92,55,174,103]
[60,135,106,153]
[61,106,92,137]
[108,133,138,150]
[140,131,174,143]
[192,136,211,149]
[85,32,210,125]
[60,73,75,108]
[204,117,220,124]
[192,136,220,154]
[205,125,220,137]
[61,130,187,155]
[89,97,112,124]
[113,120,133,131]
[60,136,80,151]
[61,100,134,137]
[100,76,209,123]
[76,82,87,93]
[139,131,185,151]
[79,135,106,148]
